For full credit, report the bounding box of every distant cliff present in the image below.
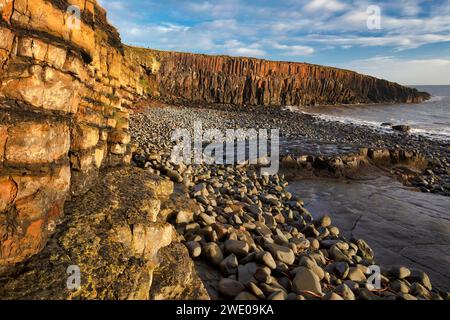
[126,47,430,107]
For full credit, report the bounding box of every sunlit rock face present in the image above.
[0,167,183,300]
[0,0,148,266]
[128,47,430,107]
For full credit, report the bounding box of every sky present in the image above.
[98,0,450,85]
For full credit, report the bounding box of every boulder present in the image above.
[392,125,411,133]
[292,267,322,295]
[224,240,250,257]
[202,243,224,266]
[218,279,245,298]
[267,244,295,266]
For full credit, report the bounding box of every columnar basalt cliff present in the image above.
[127,47,430,106]
[0,0,149,266]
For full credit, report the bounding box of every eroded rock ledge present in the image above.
[0,166,208,300]
[280,147,448,196]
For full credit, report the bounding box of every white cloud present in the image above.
[222,40,266,57]
[186,0,242,18]
[98,0,450,85]
[155,23,191,33]
[270,19,313,33]
[108,1,126,11]
[304,0,347,12]
[98,1,127,12]
[303,33,450,50]
[400,0,421,16]
[103,0,450,53]
[273,43,315,56]
[341,56,450,85]
[121,22,216,51]
[228,47,267,57]
[292,2,450,44]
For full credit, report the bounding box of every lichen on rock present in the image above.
[0,167,176,300]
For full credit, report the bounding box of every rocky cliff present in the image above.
[0,0,149,266]
[126,47,430,107]
[0,1,209,299]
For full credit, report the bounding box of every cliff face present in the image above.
[128,47,430,106]
[0,0,148,266]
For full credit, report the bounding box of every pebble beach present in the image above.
[129,102,450,300]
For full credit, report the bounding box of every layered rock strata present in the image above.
[127,47,430,106]
[280,147,428,178]
[0,0,148,266]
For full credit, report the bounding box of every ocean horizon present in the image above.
[295,85,450,142]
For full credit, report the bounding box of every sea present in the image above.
[295,85,450,142]
[285,85,450,291]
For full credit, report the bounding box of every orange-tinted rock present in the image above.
[0,177,17,212]
[0,27,14,47]
[76,103,105,127]
[0,28,15,65]
[71,124,100,151]
[5,122,70,164]
[12,166,71,202]
[109,130,131,144]
[63,53,90,83]
[0,0,142,267]
[26,220,44,239]
[110,143,127,155]
[1,63,81,113]
[137,49,430,106]
[17,37,48,61]
[94,144,107,168]
[70,152,94,171]
[45,44,67,69]
[15,192,54,222]
[0,0,14,23]
[0,125,7,163]
[0,166,70,265]
[14,167,71,219]
[0,167,179,299]
[0,219,46,265]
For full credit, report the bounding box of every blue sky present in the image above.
[98,0,450,85]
